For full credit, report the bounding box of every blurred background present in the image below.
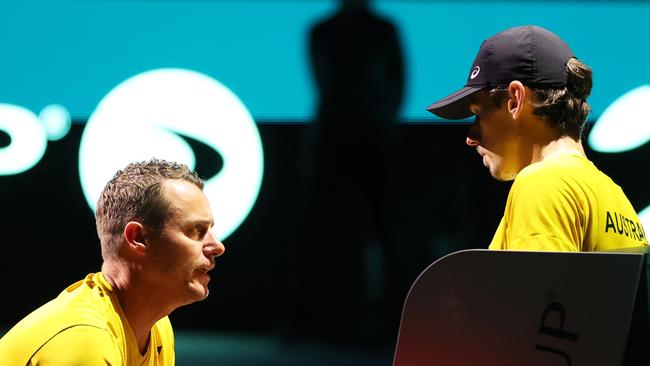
[1,1,649,365]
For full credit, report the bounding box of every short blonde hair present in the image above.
[96,158,204,260]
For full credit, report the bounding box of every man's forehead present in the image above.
[161,178,198,193]
[165,200,214,229]
[471,89,492,102]
[161,180,210,212]
[468,90,492,112]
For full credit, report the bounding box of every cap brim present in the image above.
[426,86,485,120]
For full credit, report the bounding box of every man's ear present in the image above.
[124,221,148,256]
[507,80,527,120]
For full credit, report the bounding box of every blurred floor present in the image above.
[175,330,393,366]
[0,328,394,365]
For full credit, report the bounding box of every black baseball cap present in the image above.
[426,25,575,120]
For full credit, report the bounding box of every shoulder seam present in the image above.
[30,324,110,361]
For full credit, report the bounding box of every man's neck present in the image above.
[538,135,586,162]
[520,118,585,165]
[102,263,174,355]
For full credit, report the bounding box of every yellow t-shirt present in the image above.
[0,272,175,365]
[489,154,648,251]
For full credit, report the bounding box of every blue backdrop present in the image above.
[1,0,649,121]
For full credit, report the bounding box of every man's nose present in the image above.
[466,123,481,146]
[466,136,479,146]
[204,231,225,258]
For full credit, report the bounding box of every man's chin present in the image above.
[490,166,517,181]
[492,173,516,182]
[182,285,210,304]
[194,286,210,301]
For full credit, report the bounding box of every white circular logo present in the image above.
[470,66,481,80]
[78,68,264,240]
[588,85,650,153]
[0,104,70,175]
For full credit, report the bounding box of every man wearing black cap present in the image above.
[427,25,647,251]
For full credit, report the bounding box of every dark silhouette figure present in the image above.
[293,0,405,346]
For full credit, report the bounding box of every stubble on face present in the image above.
[146,180,216,306]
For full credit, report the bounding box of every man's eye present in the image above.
[198,227,209,238]
[189,226,207,239]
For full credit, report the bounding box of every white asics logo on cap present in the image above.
[470,66,480,79]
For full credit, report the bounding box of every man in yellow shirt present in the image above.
[426,25,647,251]
[0,159,226,364]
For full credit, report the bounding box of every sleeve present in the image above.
[500,170,586,252]
[29,325,121,365]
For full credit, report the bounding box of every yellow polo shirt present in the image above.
[490,153,648,251]
[0,272,175,365]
